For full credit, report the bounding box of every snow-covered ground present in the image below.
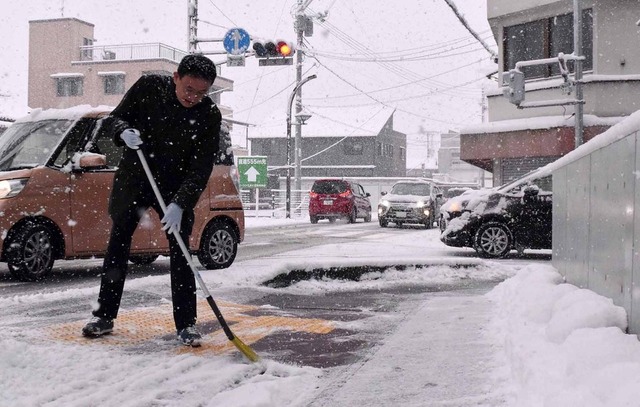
[1,216,638,406]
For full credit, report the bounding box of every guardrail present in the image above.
[241,189,309,218]
[78,43,188,63]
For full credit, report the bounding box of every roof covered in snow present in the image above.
[14,105,114,124]
[461,114,624,135]
[249,105,399,139]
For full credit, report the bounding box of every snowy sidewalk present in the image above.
[306,290,510,407]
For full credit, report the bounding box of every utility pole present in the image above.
[573,0,584,147]
[188,0,198,53]
[294,0,305,196]
[186,0,231,57]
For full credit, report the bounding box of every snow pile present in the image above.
[488,264,640,406]
[0,338,320,407]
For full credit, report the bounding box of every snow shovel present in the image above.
[136,149,260,363]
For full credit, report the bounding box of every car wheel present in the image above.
[6,221,56,281]
[349,207,357,223]
[310,215,318,224]
[379,217,388,227]
[328,218,336,223]
[474,222,512,258]
[364,210,372,222]
[396,222,403,228]
[129,255,159,265]
[197,220,238,269]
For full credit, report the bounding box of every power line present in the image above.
[311,56,476,126]
[309,17,488,98]
[443,0,498,60]
[305,57,486,101]
[206,0,238,27]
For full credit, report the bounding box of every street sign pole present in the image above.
[285,74,317,219]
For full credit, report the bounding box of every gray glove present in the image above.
[120,128,142,150]
[161,203,183,234]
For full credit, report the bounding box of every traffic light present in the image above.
[252,39,295,66]
[504,69,525,105]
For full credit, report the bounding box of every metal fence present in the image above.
[552,123,640,334]
[241,189,310,218]
[78,43,187,63]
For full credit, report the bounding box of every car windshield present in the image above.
[312,180,348,194]
[0,119,72,171]
[390,183,430,196]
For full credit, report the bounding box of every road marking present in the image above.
[47,299,334,356]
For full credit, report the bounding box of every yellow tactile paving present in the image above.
[47,298,335,356]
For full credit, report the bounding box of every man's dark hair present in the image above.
[177,54,217,83]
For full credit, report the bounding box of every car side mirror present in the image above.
[436,193,443,199]
[72,152,107,171]
[381,191,387,196]
[365,192,371,197]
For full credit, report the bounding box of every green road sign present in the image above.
[237,156,268,188]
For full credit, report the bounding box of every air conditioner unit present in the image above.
[103,51,116,60]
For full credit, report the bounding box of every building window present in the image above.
[344,140,363,155]
[55,77,83,97]
[103,75,125,95]
[400,147,406,160]
[503,8,593,79]
[81,37,94,60]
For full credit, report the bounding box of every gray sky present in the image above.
[0,0,497,168]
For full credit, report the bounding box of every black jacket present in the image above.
[105,74,222,218]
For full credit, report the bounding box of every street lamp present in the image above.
[286,74,317,219]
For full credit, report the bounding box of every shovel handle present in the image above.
[135,149,211,298]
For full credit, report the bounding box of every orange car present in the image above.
[0,105,244,281]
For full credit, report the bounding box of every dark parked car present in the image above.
[440,173,552,258]
[308,179,372,223]
[378,180,443,228]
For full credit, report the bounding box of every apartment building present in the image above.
[28,18,234,117]
[463,0,640,185]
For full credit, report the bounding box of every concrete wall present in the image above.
[553,124,640,332]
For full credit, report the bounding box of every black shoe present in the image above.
[82,316,114,337]
[177,326,202,347]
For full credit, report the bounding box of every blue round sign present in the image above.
[223,28,251,55]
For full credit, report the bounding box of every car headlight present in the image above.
[449,201,462,212]
[416,200,425,207]
[0,178,28,199]
[379,199,390,208]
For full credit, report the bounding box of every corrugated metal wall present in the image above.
[553,130,640,332]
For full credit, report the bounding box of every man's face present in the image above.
[173,73,212,108]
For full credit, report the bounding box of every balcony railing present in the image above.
[77,43,188,63]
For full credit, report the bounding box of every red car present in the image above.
[308,179,372,224]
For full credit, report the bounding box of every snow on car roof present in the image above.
[14,105,114,124]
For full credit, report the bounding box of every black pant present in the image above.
[93,201,197,333]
